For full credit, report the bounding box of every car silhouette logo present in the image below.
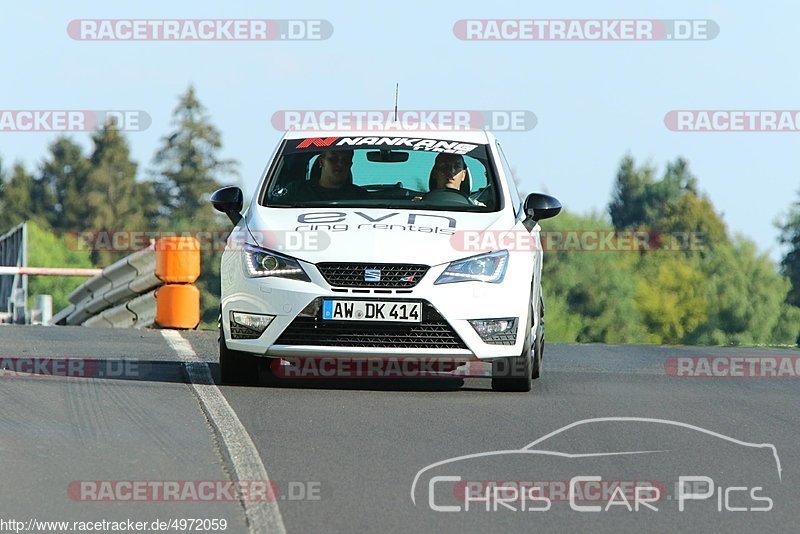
[364,269,381,282]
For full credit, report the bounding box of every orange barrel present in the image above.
[155,284,200,329]
[155,236,200,283]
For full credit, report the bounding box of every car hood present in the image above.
[244,206,514,265]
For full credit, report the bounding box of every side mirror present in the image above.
[211,186,244,225]
[524,193,562,222]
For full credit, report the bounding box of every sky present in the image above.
[1,0,798,261]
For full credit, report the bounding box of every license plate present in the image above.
[322,300,421,322]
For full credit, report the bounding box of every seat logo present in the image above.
[364,269,381,282]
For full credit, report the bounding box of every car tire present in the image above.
[532,297,544,380]
[491,310,533,392]
[219,328,261,386]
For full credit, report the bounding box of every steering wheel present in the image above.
[470,186,492,205]
[421,188,472,206]
[364,184,416,199]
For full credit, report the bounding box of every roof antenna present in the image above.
[393,83,399,122]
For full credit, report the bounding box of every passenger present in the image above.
[430,153,470,193]
[424,153,484,205]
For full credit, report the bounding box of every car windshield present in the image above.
[260,136,500,212]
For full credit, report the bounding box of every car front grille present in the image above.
[316,263,429,288]
[274,301,466,349]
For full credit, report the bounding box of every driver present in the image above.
[284,150,368,202]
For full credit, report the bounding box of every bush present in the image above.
[25,221,94,313]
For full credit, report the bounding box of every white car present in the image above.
[212,130,561,391]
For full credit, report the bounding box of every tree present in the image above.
[656,193,729,252]
[609,156,698,230]
[83,120,158,265]
[152,85,238,224]
[609,156,728,253]
[26,220,94,313]
[38,137,91,232]
[685,238,800,345]
[87,121,158,229]
[541,210,648,343]
[608,155,654,230]
[35,131,157,263]
[634,253,708,344]
[151,86,239,324]
[778,193,800,308]
[0,162,42,232]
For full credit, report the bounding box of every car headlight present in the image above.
[435,250,509,284]
[242,244,310,281]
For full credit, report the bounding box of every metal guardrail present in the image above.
[0,223,27,324]
[52,237,200,329]
[53,244,161,327]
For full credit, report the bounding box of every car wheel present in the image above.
[219,328,261,386]
[491,310,533,392]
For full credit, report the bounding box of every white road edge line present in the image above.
[162,330,286,534]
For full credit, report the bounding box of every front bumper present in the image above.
[221,252,535,360]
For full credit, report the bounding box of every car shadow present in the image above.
[251,375,476,392]
[0,357,506,392]
[0,357,190,384]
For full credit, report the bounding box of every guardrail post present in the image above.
[33,294,52,325]
[0,222,28,324]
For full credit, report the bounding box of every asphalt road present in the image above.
[1,325,799,533]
